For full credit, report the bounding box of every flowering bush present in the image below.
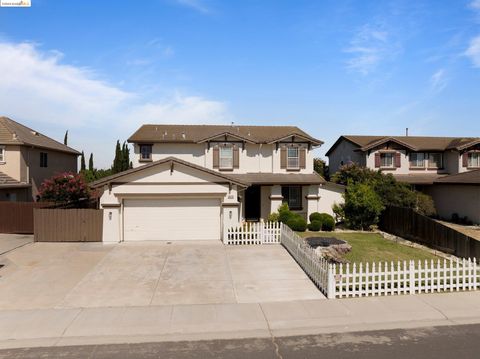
[38,172,90,203]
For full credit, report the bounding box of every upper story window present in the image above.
[380,153,394,168]
[468,152,480,168]
[40,152,48,168]
[139,144,152,161]
[219,146,233,169]
[409,152,425,168]
[287,147,299,169]
[0,146,4,163]
[428,153,443,169]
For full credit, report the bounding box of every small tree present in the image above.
[38,172,90,204]
[80,151,86,172]
[313,158,329,180]
[341,182,385,230]
[63,130,68,145]
[88,153,94,172]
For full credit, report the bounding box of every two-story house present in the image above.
[93,124,343,242]
[0,117,80,201]
[326,135,480,223]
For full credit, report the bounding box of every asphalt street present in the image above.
[1,323,479,358]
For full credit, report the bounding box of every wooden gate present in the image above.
[34,208,103,242]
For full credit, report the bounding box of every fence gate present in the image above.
[34,208,103,242]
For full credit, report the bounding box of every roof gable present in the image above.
[0,117,80,155]
[90,157,250,188]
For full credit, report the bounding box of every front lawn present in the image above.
[297,231,440,264]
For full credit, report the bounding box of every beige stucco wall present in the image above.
[317,183,344,217]
[99,161,241,242]
[426,184,480,224]
[0,145,23,181]
[132,141,314,174]
[25,147,78,200]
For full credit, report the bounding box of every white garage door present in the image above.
[123,198,221,241]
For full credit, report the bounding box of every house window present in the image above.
[139,144,152,161]
[409,153,424,168]
[287,147,299,169]
[428,153,443,169]
[40,152,48,168]
[468,152,480,168]
[0,147,4,163]
[219,146,233,169]
[282,186,302,210]
[380,153,394,168]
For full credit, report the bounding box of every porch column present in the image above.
[270,185,283,214]
[306,184,320,222]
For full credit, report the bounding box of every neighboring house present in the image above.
[326,135,480,187]
[93,124,343,242]
[0,117,80,201]
[426,170,480,224]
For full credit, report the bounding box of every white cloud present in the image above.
[465,35,480,67]
[430,68,448,93]
[0,41,229,167]
[344,24,397,75]
[175,0,209,13]
[470,0,480,10]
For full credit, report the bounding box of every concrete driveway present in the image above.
[0,241,324,310]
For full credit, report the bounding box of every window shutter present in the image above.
[374,153,381,168]
[462,152,468,167]
[300,148,306,169]
[395,152,401,168]
[280,147,287,169]
[213,146,219,168]
[233,145,239,168]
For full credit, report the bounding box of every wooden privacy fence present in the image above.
[223,221,281,245]
[34,208,103,242]
[380,206,480,260]
[0,201,53,234]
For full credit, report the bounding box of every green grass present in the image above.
[297,231,439,264]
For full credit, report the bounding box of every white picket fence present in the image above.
[333,258,479,298]
[223,221,281,245]
[279,223,332,297]
[225,222,480,299]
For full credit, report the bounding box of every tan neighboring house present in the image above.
[326,135,480,187]
[0,117,80,201]
[326,134,480,224]
[92,124,343,243]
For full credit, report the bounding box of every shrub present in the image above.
[267,212,279,222]
[278,203,294,224]
[415,192,436,216]
[320,215,335,231]
[307,220,322,232]
[309,212,322,223]
[287,215,307,232]
[38,172,90,204]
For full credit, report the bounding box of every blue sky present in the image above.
[1,0,480,167]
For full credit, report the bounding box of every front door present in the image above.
[245,185,261,221]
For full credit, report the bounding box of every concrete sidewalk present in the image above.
[1,291,480,350]
[0,234,33,256]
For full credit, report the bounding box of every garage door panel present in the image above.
[124,198,221,241]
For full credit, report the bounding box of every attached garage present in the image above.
[123,198,221,241]
[92,157,248,243]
